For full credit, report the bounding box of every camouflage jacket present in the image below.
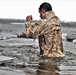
[25,11,65,57]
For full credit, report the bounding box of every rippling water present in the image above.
[0,22,76,75]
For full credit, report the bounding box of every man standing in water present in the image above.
[24,2,65,57]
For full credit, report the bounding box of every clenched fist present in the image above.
[26,15,33,21]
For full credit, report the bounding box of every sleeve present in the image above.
[24,20,43,38]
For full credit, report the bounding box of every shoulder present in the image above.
[51,16,61,24]
[35,19,47,25]
[52,16,60,20]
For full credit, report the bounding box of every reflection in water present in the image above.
[36,58,63,75]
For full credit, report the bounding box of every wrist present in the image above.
[25,21,31,28]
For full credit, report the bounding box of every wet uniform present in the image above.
[25,11,65,57]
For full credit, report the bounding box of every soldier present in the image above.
[24,2,65,57]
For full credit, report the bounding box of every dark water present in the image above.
[0,23,76,75]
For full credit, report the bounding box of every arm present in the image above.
[25,20,42,39]
[24,15,46,39]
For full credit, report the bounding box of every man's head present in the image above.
[39,2,52,18]
[39,2,52,12]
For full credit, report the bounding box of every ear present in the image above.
[41,9,46,14]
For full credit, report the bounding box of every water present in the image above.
[0,22,76,75]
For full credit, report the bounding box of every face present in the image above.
[39,9,46,19]
[39,10,43,19]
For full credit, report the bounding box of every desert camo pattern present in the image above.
[25,11,65,57]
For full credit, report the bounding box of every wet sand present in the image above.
[0,23,76,75]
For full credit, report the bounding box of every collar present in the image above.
[41,11,55,19]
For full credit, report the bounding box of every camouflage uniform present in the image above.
[25,11,65,57]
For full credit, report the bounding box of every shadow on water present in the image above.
[23,57,63,75]
[36,59,61,75]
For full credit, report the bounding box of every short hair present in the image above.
[39,2,52,12]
